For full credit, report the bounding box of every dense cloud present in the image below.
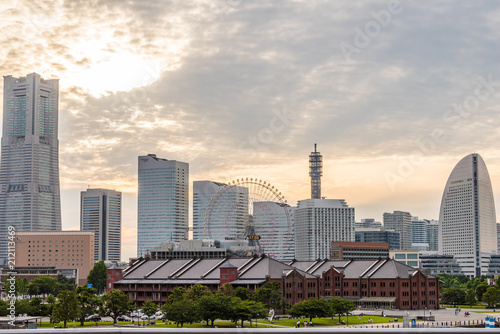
[1,0,500,259]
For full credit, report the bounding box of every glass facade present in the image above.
[439,153,498,277]
[0,73,61,262]
[253,201,295,262]
[81,188,121,262]
[192,181,248,240]
[137,154,188,257]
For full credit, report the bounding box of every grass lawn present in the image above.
[256,315,399,327]
[39,316,398,329]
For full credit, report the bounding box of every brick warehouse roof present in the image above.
[114,256,434,286]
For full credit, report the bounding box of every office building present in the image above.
[355,218,382,229]
[355,228,401,250]
[383,211,412,250]
[137,154,188,257]
[330,241,389,260]
[419,253,463,276]
[14,231,94,285]
[81,188,121,262]
[114,256,439,310]
[253,201,295,261]
[439,153,498,277]
[192,181,248,240]
[411,217,438,251]
[497,223,500,254]
[389,249,420,268]
[0,73,61,262]
[294,199,355,261]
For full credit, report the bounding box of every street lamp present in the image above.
[424,307,427,323]
[256,314,259,327]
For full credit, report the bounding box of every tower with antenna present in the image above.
[309,144,323,199]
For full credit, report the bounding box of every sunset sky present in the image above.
[1,0,500,261]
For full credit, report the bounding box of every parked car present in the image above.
[85,315,101,322]
[117,315,132,321]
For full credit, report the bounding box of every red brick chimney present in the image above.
[220,262,238,286]
[106,266,123,293]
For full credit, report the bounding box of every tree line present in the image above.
[440,274,500,307]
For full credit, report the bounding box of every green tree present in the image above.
[162,299,199,327]
[52,291,80,328]
[482,287,500,308]
[476,282,489,302]
[167,287,186,304]
[328,298,356,322]
[253,282,283,310]
[229,297,267,327]
[289,298,330,322]
[76,286,100,326]
[198,294,231,326]
[142,300,158,324]
[87,261,107,294]
[57,274,76,292]
[218,283,235,297]
[185,284,211,302]
[27,276,58,296]
[29,297,51,316]
[235,287,251,300]
[100,289,134,324]
[442,287,466,305]
[0,300,8,316]
[465,288,477,307]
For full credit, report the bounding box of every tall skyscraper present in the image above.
[309,144,322,199]
[383,211,412,250]
[294,199,355,261]
[0,73,61,262]
[192,181,248,240]
[439,153,497,277]
[81,188,121,262]
[253,201,295,261]
[137,154,188,257]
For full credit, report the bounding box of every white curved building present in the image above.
[439,153,498,277]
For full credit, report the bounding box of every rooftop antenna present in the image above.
[309,143,322,199]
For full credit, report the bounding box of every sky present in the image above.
[1,0,500,262]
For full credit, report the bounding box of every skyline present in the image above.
[1,1,500,261]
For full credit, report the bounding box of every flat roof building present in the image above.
[14,231,94,285]
[330,241,389,260]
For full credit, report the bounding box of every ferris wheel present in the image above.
[205,178,294,261]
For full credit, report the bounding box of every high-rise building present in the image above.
[383,211,412,250]
[294,199,355,261]
[14,231,94,285]
[355,218,382,229]
[253,201,295,261]
[192,181,248,240]
[355,228,400,250]
[439,153,498,277]
[411,217,438,251]
[81,188,121,262]
[137,154,188,257]
[0,73,61,262]
[497,223,500,254]
[309,144,322,199]
[427,219,439,252]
